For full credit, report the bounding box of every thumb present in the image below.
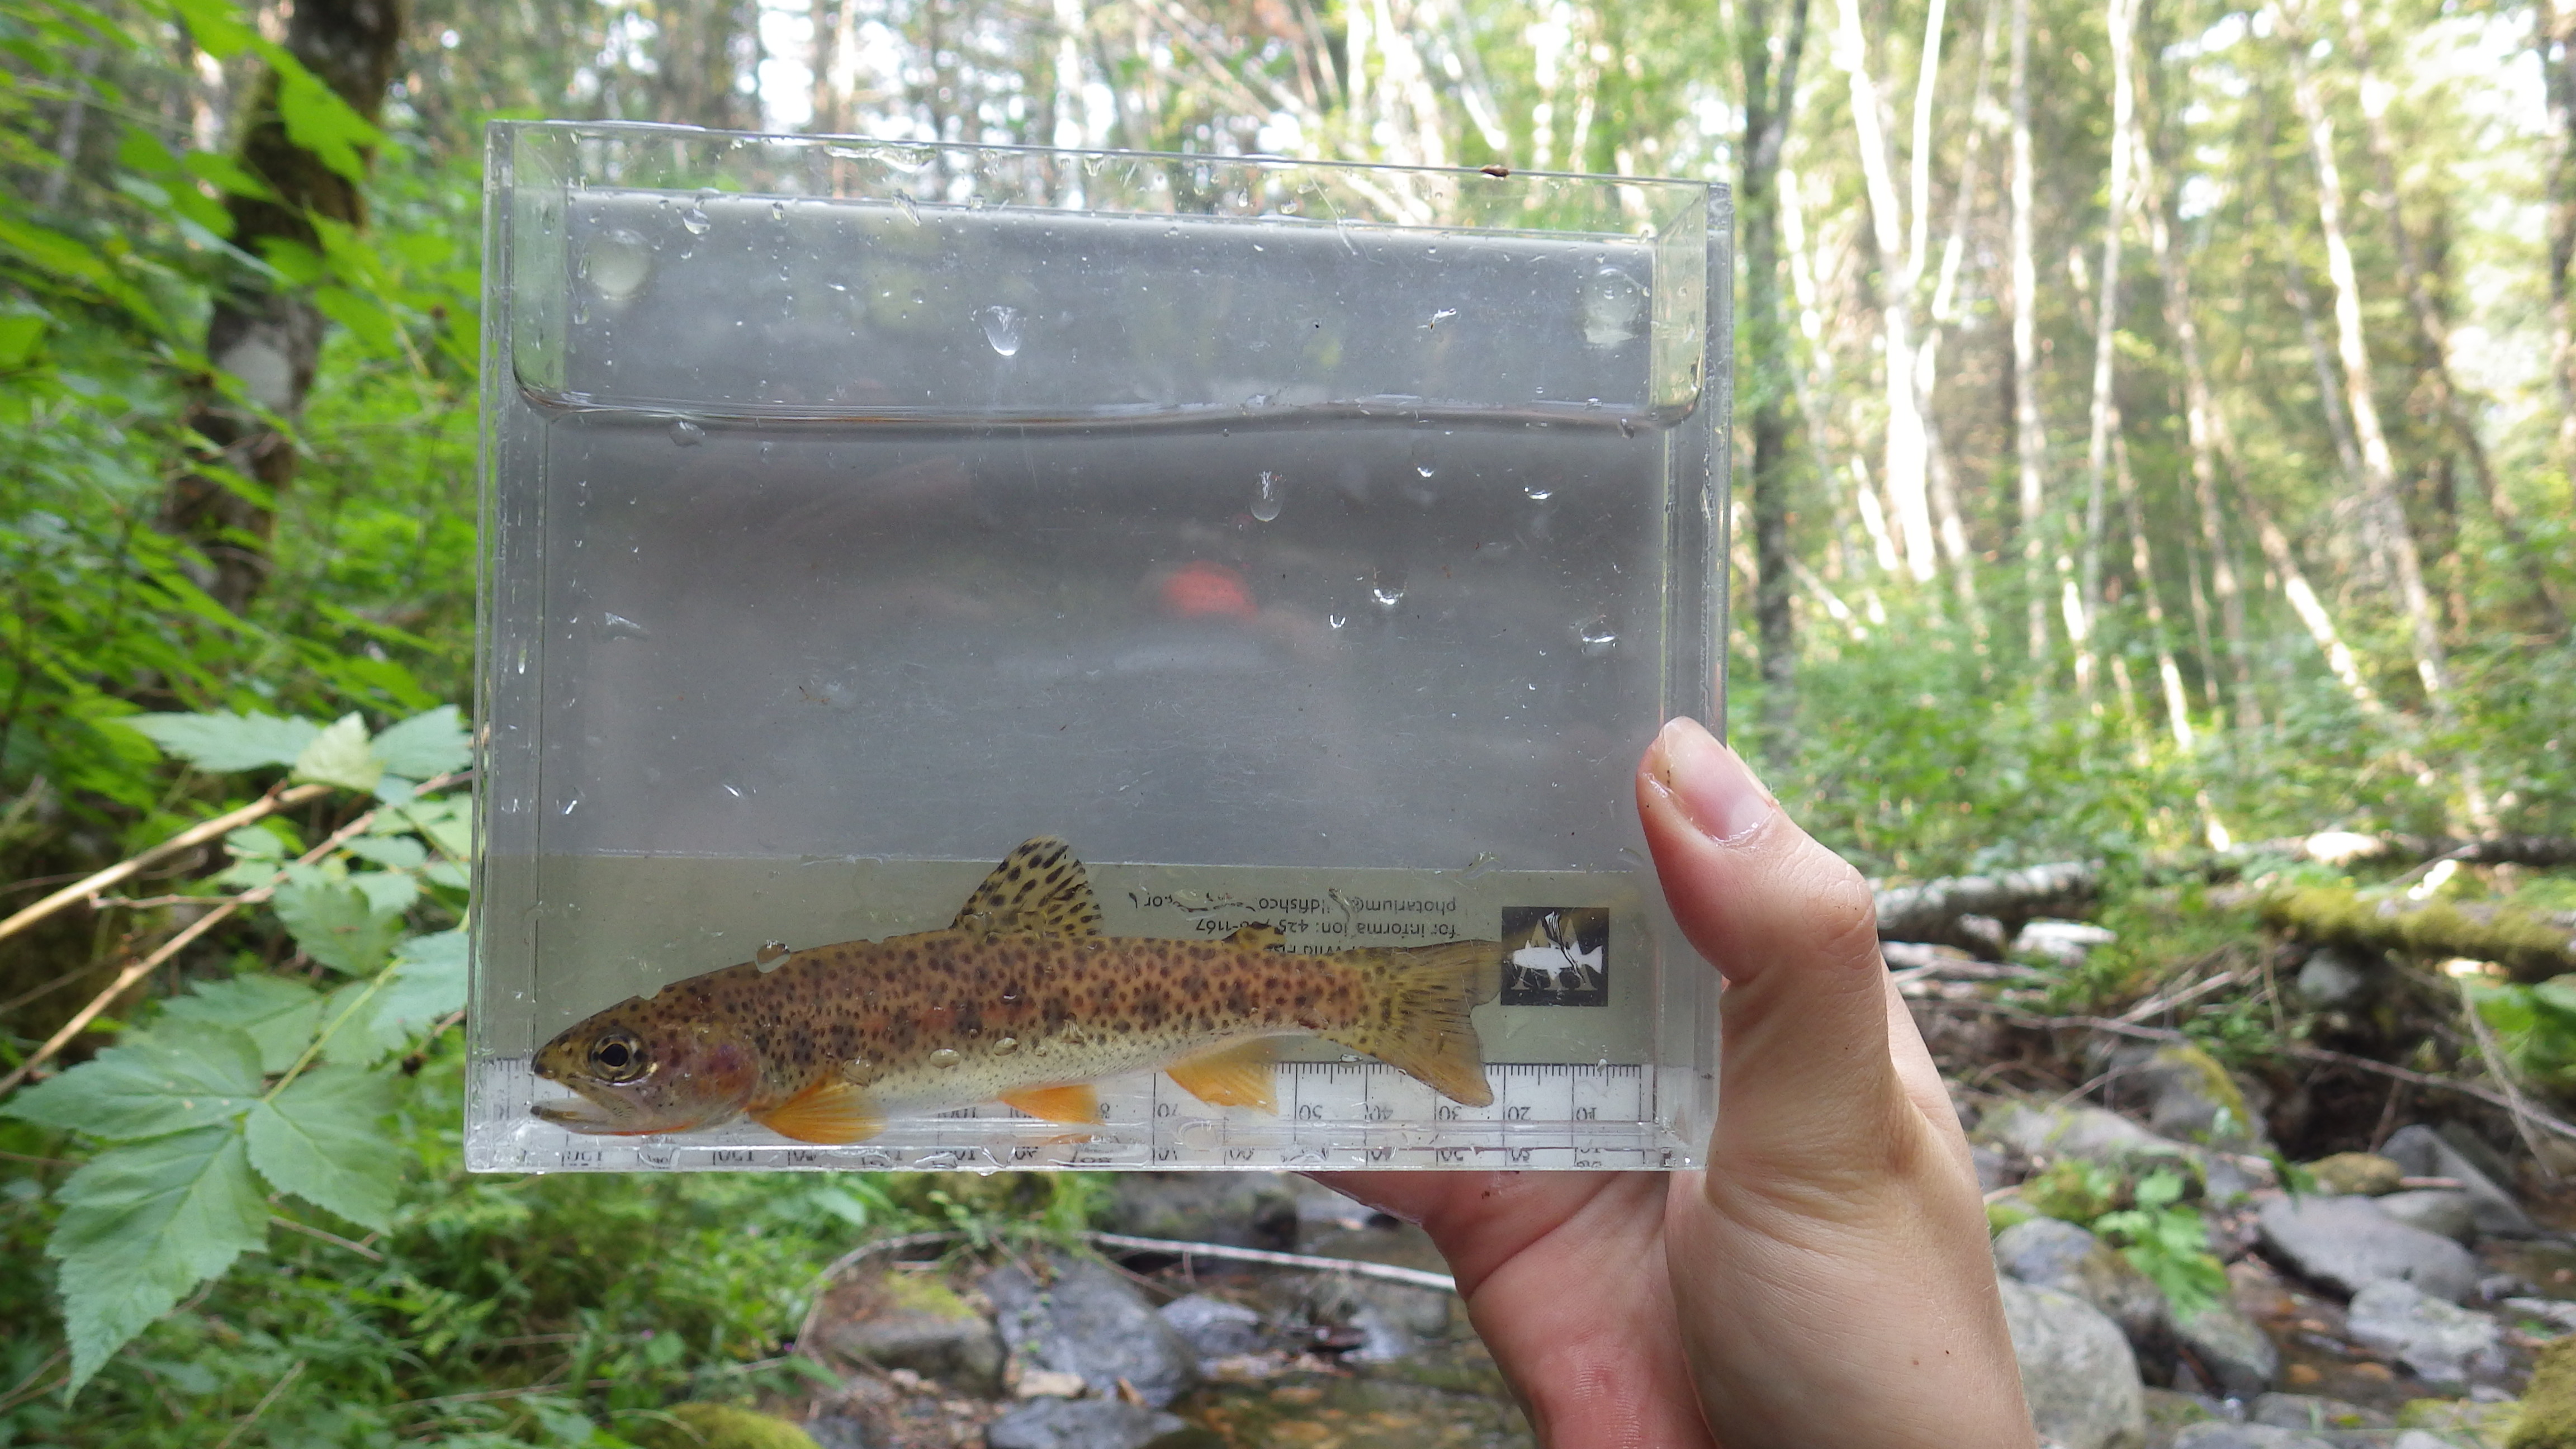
[1636,718,1909,1180]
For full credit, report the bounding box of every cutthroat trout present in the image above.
[531,837,1499,1143]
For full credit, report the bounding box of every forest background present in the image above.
[0,0,2571,1442]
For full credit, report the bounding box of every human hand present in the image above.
[1313,716,2034,1448]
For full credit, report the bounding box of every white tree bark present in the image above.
[2010,0,2050,657]
[2072,0,2137,706]
[1835,0,1936,580]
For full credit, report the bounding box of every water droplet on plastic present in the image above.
[994,1036,1019,1054]
[585,228,653,302]
[770,199,787,221]
[558,793,581,816]
[668,418,705,447]
[1371,583,1405,612]
[679,204,712,236]
[894,192,922,225]
[1428,306,1458,326]
[756,941,791,965]
[637,1140,676,1167]
[1579,617,1618,657]
[929,1048,962,1069]
[1251,470,1284,522]
[1523,484,1554,501]
[1618,416,1637,438]
[1462,852,1499,880]
[1327,613,1348,631]
[1617,846,1649,868]
[1407,439,1437,479]
[1579,264,1646,346]
[1031,1039,1052,1056]
[594,611,650,641]
[977,304,1024,357]
[721,783,744,799]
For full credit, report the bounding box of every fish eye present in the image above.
[589,1030,649,1083]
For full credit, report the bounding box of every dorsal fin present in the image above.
[950,836,1103,938]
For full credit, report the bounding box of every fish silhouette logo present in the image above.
[1499,906,1609,1007]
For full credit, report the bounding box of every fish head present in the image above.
[530,998,760,1136]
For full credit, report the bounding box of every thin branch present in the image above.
[2457,979,2563,1180]
[1088,1232,1458,1291]
[0,771,460,1100]
[271,1214,386,1261]
[210,1359,303,1449]
[0,781,330,948]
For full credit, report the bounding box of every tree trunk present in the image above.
[1915,0,2003,646]
[1741,0,1816,747]
[2545,0,2576,500]
[2141,68,2257,730]
[163,0,406,615]
[2072,0,2138,708]
[2010,0,2050,662]
[2283,37,2459,730]
[2118,432,2192,750]
[1834,0,1936,581]
[2337,0,2566,637]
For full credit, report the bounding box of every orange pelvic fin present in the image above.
[1000,1082,1101,1124]
[1223,923,1287,951]
[950,836,1104,939]
[1166,1038,1282,1112]
[751,1080,884,1144]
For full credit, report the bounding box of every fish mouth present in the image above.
[531,1094,633,1133]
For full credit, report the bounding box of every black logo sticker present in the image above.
[1499,906,1609,1007]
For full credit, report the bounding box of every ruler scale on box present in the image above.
[477,1059,1679,1171]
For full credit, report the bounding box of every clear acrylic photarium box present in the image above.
[470,122,1730,1174]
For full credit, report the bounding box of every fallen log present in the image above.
[2258,885,2576,983]
[2215,831,2576,871]
[1872,861,2097,953]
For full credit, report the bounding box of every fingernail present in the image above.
[1652,717,1774,842]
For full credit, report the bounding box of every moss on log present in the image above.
[2260,886,2576,983]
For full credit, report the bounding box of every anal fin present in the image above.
[1166,1038,1282,1113]
[1000,1083,1101,1124]
[751,1081,884,1144]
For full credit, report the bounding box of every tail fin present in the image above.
[1326,940,1500,1107]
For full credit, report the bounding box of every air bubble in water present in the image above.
[1579,617,1618,657]
[679,203,712,236]
[977,305,1024,357]
[1462,852,1500,880]
[1408,439,1437,479]
[894,193,922,225]
[930,1048,962,1069]
[1327,613,1348,631]
[668,418,705,447]
[585,228,652,301]
[994,1036,1019,1054]
[1523,484,1554,501]
[1251,471,1284,522]
[594,611,651,641]
[1579,264,1646,346]
[770,199,787,221]
[1371,581,1406,612]
[756,941,792,966]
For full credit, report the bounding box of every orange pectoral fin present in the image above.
[1166,1038,1281,1113]
[750,1081,884,1144]
[998,1083,1101,1124]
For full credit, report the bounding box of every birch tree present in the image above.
[1744,0,1818,738]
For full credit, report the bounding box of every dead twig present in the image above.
[1922,998,2576,1147]
[271,1215,385,1261]
[2457,978,2563,1181]
[0,771,462,1100]
[0,782,330,949]
[2115,970,2243,1024]
[210,1358,303,1449]
[1088,1231,1458,1292]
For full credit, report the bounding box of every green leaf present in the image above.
[314,285,399,354]
[291,712,381,792]
[4,1029,263,1140]
[315,979,401,1066]
[273,62,381,183]
[119,711,318,771]
[245,1066,397,1230]
[165,0,262,58]
[370,705,472,779]
[376,932,468,1030]
[397,795,473,860]
[351,869,420,917]
[160,977,321,1074]
[2133,1169,2185,1211]
[50,1127,269,1394]
[0,312,45,368]
[343,836,426,870]
[179,149,276,201]
[272,878,402,974]
[223,823,290,861]
[2531,976,2576,1022]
